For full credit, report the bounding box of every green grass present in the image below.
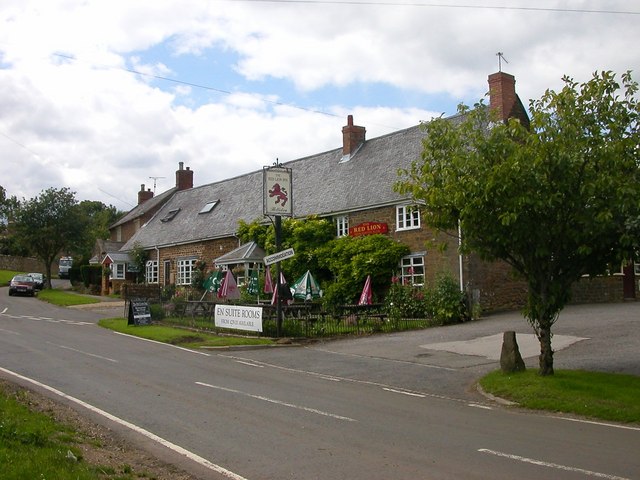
[99,317,274,348]
[37,288,101,306]
[0,384,150,479]
[479,369,640,423]
[0,270,24,286]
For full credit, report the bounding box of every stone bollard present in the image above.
[500,331,526,373]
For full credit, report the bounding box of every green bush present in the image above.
[426,274,469,325]
[384,273,469,325]
[150,303,165,321]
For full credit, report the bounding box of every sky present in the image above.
[1,1,638,211]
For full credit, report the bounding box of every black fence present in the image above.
[155,300,435,338]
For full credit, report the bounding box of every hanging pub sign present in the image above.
[349,221,389,237]
[263,165,293,216]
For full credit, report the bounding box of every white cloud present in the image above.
[0,0,638,210]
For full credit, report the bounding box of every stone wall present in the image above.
[0,255,57,275]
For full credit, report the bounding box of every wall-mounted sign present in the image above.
[263,166,293,216]
[349,221,389,237]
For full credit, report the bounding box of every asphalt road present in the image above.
[1,289,638,480]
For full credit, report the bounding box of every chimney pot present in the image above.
[176,163,194,190]
[342,115,366,158]
[137,183,154,205]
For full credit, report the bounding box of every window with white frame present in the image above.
[399,255,425,286]
[110,262,126,280]
[336,216,349,237]
[396,205,420,231]
[176,258,197,285]
[146,260,158,284]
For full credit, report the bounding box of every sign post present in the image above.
[263,161,293,337]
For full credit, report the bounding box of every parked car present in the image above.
[9,274,36,297]
[27,273,45,290]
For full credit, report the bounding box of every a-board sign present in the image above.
[127,298,151,326]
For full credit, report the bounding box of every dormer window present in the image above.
[199,200,219,214]
[161,208,181,222]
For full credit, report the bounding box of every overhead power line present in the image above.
[221,0,639,15]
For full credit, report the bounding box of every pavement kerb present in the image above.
[475,383,517,406]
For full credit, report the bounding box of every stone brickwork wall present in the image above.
[347,206,460,284]
[569,275,625,304]
[464,254,528,313]
[0,255,57,275]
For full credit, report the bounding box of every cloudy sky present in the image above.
[1,1,638,210]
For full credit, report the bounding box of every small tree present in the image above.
[14,188,88,288]
[397,71,640,375]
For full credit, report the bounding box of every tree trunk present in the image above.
[537,324,554,376]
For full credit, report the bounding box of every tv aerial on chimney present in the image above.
[496,52,509,72]
[149,176,165,193]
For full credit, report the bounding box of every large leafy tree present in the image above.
[0,186,24,255]
[76,200,122,263]
[14,188,89,288]
[396,71,640,376]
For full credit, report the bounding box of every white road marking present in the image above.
[478,449,631,480]
[468,403,493,410]
[234,360,264,368]
[49,343,119,363]
[383,387,426,398]
[196,381,357,422]
[550,415,640,432]
[0,366,248,480]
[313,346,459,371]
[0,327,20,335]
[112,331,210,356]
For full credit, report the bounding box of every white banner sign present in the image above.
[215,305,263,332]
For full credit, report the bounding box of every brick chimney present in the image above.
[138,184,154,205]
[488,71,530,128]
[175,162,194,191]
[342,115,366,158]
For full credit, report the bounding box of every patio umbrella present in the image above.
[271,272,292,305]
[358,275,372,305]
[203,269,224,293]
[290,270,322,301]
[264,265,274,294]
[247,267,259,296]
[218,269,240,299]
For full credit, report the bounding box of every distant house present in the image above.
[100,162,194,294]
[106,71,636,309]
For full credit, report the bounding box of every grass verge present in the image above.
[37,288,101,306]
[99,317,275,348]
[479,369,640,423]
[0,270,22,286]
[0,383,154,480]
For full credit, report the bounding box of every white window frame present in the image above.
[336,216,349,237]
[110,262,126,280]
[399,254,425,286]
[146,260,158,284]
[177,258,197,286]
[396,205,420,231]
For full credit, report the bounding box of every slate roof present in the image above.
[110,187,177,228]
[121,120,447,251]
[213,241,266,266]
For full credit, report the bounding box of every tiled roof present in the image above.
[122,122,432,251]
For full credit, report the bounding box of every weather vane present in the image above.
[496,52,509,72]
